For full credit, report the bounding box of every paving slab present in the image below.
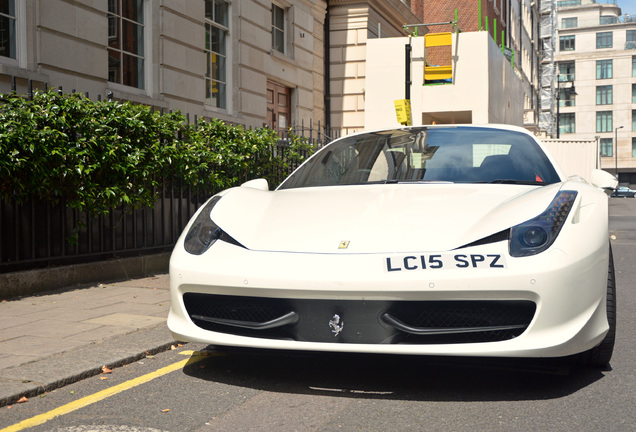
[0,274,182,407]
[88,302,170,318]
[1,319,102,340]
[83,313,167,328]
[0,354,37,370]
[0,325,178,407]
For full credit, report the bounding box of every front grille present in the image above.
[188,294,288,323]
[387,301,534,344]
[183,293,536,345]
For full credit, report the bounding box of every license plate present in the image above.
[385,253,507,272]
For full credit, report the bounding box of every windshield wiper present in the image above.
[407,180,455,184]
[381,179,455,184]
[486,179,545,185]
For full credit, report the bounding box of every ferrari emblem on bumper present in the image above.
[329,314,344,336]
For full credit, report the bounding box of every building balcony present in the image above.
[558,73,575,82]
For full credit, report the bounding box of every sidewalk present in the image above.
[0,274,179,407]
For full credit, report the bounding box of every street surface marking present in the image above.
[0,351,209,432]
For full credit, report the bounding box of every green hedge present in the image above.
[0,90,314,215]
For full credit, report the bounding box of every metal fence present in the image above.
[0,179,204,273]
[0,85,343,273]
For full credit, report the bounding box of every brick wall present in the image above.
[412,0,507,41]
[483,0,507,43]
[412,0,511,79]
[414,0,478,33]
[415,1,479,68]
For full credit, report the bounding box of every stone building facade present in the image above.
[0,0,420,137]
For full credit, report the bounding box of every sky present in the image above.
[619,0,636,15]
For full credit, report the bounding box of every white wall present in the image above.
[365,31,525,129]
[542,139,598,182]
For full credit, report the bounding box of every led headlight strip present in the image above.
[509,190,578,257]
[183,196,244,255]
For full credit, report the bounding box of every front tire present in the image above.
[578,244,616,367]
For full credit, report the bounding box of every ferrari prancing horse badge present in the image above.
[329,314,344,336]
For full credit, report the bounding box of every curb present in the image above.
[0,324,181,408]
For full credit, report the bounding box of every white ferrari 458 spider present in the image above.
[168,124,618,367]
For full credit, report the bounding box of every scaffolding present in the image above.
[539,0,557,137]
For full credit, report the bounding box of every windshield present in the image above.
[278,126,561,190]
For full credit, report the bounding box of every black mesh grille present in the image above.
[183,293,535,345]
[389,301,534,344]
[186,294,287,323]
[184,293,294,339]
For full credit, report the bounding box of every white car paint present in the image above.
[167,124,615,364]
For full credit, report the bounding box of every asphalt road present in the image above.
[1,198,635,432]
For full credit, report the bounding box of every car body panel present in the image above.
[212,183,563,254]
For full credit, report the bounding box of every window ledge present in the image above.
[270,49,297,67]
[106,83,162,107]
[0,63,48,82]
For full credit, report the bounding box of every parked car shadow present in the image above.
[182,346,606,402]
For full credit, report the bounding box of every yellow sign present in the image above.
[394,99,412,126]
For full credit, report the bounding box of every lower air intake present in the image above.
[183,293,536,344]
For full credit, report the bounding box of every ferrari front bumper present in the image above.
[167,239,610,359]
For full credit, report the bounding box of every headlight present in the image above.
[184,197,225,255]
[509,190,577,257]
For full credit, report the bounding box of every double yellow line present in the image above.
[1,350,208,432]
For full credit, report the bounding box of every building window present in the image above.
[633,84,636,103]
[633,110,636,131]
[559,113,575,134]
[600,16,618,25]
[633,57,636,77]
[562,17,577,28]
[560,35,575,51]
[559,88,576,107]
[107,0,145,89]
[271,4,285,54]
[557,0,581,6]
[596,32,613,49]
[205,0,229,109]
[559,62,575,81]
[0,0,16,59]
[597,111,613,133]
[600,138,613,157]
[596,59,613,79]
[632,138,636,158]
[597,85,613,105]
[627,30,636,49]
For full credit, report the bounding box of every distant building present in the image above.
[363,0,541,131]
[555,0,636,185]
[1,0,331,132]
[326,0,420,135]
[0,0,419,138]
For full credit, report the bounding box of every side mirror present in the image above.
[590,169,618,194]
[240,178,269,191]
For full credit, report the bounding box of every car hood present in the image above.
[211,183,564,253]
